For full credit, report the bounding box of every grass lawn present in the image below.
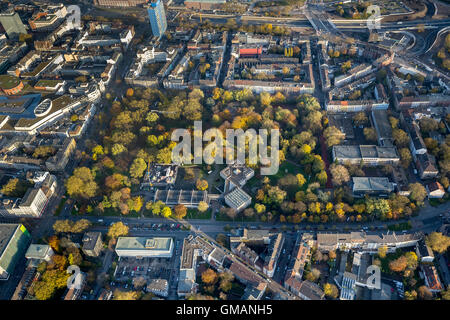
[72,206,140,218]
[270,160,309,184]
[378,250,405,274]
[429,196,449,207]
[215,211,258,222]
[185,209,212,220]
[54,198,67,216]
[387,221,412,231]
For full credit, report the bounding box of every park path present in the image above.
[319,135,333,189]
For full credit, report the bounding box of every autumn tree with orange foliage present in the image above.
[389,256,408,272]
[201,268,218,285]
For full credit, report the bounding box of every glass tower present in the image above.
[147,0,167,38]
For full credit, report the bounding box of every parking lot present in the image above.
[110,238,184,299]
[115,256,174,281]
[126,223,182,232]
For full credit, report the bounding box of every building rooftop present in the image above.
[116,237,172,252]
[142,163,178,186]
[0,224,19,257]
[298,280,324,300]
[371,110,393,145]
[0,74,21,90]
[333,145,399,160]
[25,244,51,260]
[82,232,102,251]
[352,177,394,193]
[224,187,251,209]
[417,239,434,259]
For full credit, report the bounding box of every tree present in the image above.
[161,206,172,218]
[111,143,127,156]
[105,173,129,190]
[1,178,29,197]
[426,232,450,254]
[329,164,350,186]
[50,255,68,270]
[149,200,164,215]
[324,283,339,299]
[173,204,187,219]
[107,222,129,239]
[377,246,388,259]
[404,252,418,270]
[92,145,104,156]
[48,236,60,253]
[201,268,218,285]
[324,126,344,147]
[419,118,439,133]
[389,116,399,129]
[243,208,255,217]
[304,111,323,133]
[130,158,147,179]
[184,97,203,121]
[363,127,377,142]
[126,88,134,97]
[128,196,143,212]
[133,276,147,290]
[442,287,450,300]
[65,167,98,199]
[408,183,427,203]
[399,148,412,168]
[219,271,234,292]
[389,256,407,272]
[260,92,272,107]
[196,179,208,191]
[329,250,336,260]
[146,112,159,124]
[33,281,55,300]
[353,112,368,125]
[392,129,409,147]
[341,60,352,73]
[405,290,417,300]
[254,203,266,214]
[267,186,287,204]
[113,289,139,300]
[306,268,321,282]
[71,219,92,233]
[53,220,74,233]
[198,201,209,212]
[316,171,328,186]
[156,147,172,164]
[33,146,56,159]
[418,286,433,300]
